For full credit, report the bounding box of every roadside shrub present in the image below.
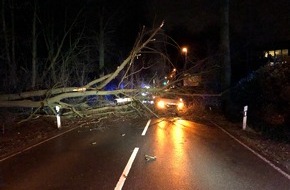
[230,63,290,141]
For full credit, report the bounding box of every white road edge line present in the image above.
[141,119,151,136]
[115,147,139,190]
[0,126,79,162]
[212,121,290,180]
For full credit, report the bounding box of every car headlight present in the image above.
[157,100,165,109]
[177,102,184,110]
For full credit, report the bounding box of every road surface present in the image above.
[0,117,289,190]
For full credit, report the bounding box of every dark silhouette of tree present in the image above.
[220,0,231,91]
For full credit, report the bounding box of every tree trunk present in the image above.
[31,1,37,89]
[99,16,105,77]
[2,0,11,85]
[220,0,231,91]
[9,0,17,89]
[0,23,165,119]
[220,0,232,113]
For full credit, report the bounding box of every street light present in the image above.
[181,47,188,70]
[182,47,188,54]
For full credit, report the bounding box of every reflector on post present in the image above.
[55,105,61,129]
[243,105,248,130]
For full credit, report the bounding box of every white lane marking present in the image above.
[115,147,139,190]
[0,126,79,162]
[211,121,290,180]
[141,119,151,136]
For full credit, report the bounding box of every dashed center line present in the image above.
[141,119,151,136]
[115,119,151,189]
[114,147,139,190]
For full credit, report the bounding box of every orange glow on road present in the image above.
[170,119,188,182]
[156,119,167,148]
[174,119,191,127]
[171,124,185,159]
[157,119,188,174]
[153,118,193,187]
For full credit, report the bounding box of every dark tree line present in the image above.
[0,0,154,93]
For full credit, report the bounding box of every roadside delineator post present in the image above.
[243,105,248,130]
[55,105,61,129]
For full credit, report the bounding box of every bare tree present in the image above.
[0,23,166,118]
[220,0,231,91]
[219,0,232,112]
[31,0,38,89]
[98,11,105,77]
[40,9,83,87]
[94,4,121,77]
[1,0,17,90]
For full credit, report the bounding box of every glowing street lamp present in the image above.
[181,47,188,70]
[182,47,188,54]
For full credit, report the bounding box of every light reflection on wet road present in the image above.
[124,117,290,190]
[0,117,289,190]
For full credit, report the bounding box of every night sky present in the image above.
[15,0,289,54]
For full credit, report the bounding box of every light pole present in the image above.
[182,47,188,71]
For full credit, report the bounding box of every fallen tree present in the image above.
[0,21,223,125]
[0,23,167,119]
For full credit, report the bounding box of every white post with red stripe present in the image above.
[55,105,61,129]
[243,105,248,130]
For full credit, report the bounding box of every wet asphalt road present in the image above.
[0,117,289,190]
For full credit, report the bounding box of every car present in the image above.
[115,97,133,104]
[154,93,186,115]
